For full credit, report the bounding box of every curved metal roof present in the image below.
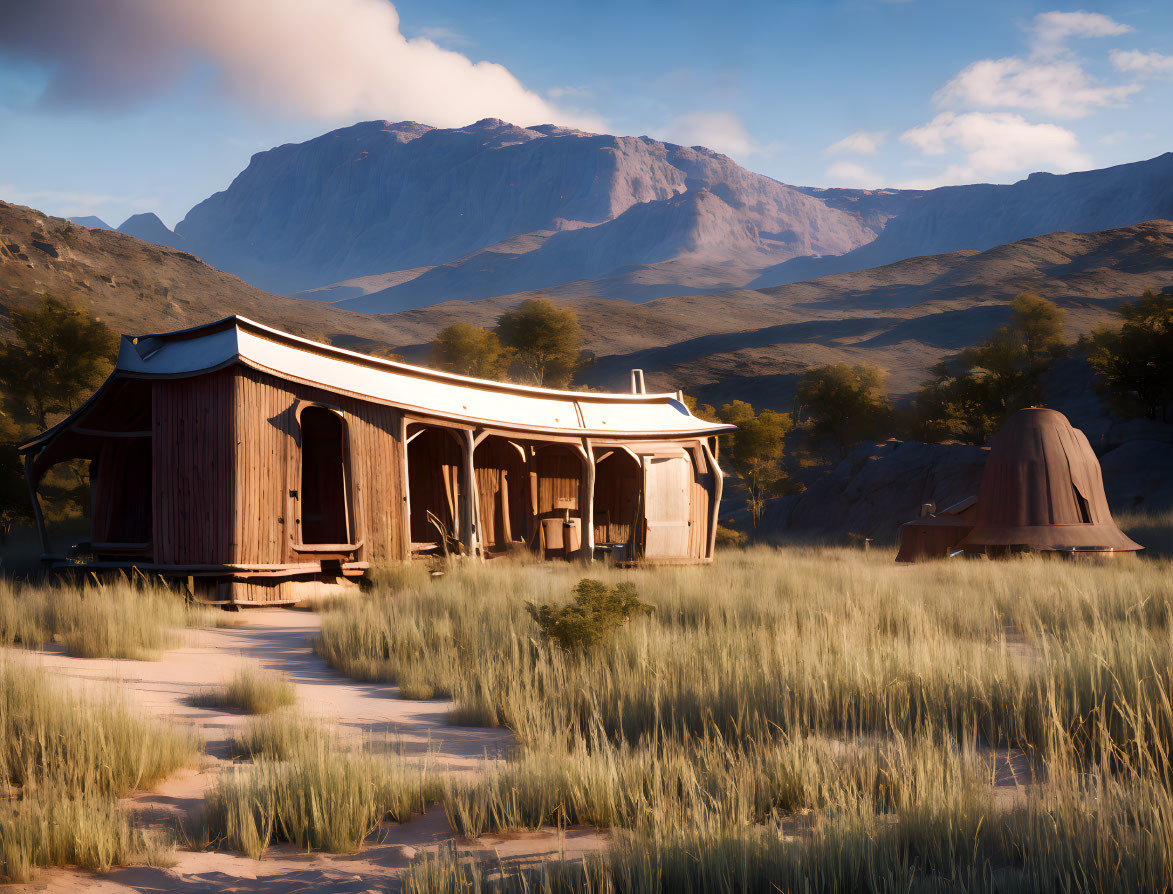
[24,316,732,450]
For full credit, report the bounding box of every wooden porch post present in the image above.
[461,428,478,558]
[702,439,724,560]
[581,437,595,562]
[23,452,50,557]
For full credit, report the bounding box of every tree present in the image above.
[795,364,893,450]
[1087,289,1173,420]
[914,293,1066,444]
[429,323,508,379]
[681,393,718,422]
[1010,291,1066,366]
[716,400,796,530]
[0,296,119,428]
[496,298,582,388]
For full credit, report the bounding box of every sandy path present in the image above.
[6,609,607,893]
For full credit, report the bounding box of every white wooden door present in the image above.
[643,453,692,558]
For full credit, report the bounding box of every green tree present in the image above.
[0,296,119,428]
[1087,289,1173,420]
[496,298,582,388]
[795,364,893,451]
[681,393,718,422]
[1010,291,1066,366]
[716,400,796,530]
[429,322,508,379]
[914,293,1067,443]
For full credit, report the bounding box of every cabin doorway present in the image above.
[474,437,530,555]
[299,406,352,545]
[592,449,640,550]
[406,425,465,553]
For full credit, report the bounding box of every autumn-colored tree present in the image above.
[1087,289,1173,420]
[496,298,582,388]
[0,296,119,428]
[716,400,796,530]
[795,364,893,450]
[429,322,508,379]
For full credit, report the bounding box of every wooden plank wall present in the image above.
[593,451,640,545]
[152,371,235,564]
[474,438,530,550]
[407,426,462,544]
[534,446,583,517]
[233,365,407,566]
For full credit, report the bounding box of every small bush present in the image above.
[192,667,296,715]
[526,579,651,652]
[715,525,747,547]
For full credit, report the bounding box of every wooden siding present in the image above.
[407,426,463,545]
[152,371,235,564]
[534,445,583,517]
[474,437,529,550]
[593,451,639,546]
[233,365,407,566]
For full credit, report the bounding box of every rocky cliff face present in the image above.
[175,118,885,296]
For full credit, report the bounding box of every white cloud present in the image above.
[1030,10,1132,59]
[900,111,1089,187]
[0,0,600,130]
[935,57,1139,118]
[414,26,473,47]
[1110,48,1173,79]
[826,130,886,156]
[824,161,882,187]
[659,111,757,158]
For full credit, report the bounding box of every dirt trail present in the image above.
[7,609,607,893]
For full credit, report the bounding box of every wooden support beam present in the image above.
[702,439,724,560]
[461,428,479,559]
[23,452,50,558]
[581,437,595,562]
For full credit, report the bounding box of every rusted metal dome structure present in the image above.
[957,407,1140,554]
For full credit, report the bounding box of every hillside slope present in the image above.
[0,201,413,353]
[378,219,1173,409]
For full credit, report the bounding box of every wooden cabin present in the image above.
[21,316,732,604]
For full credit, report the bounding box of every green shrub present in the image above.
[525,579,651,652]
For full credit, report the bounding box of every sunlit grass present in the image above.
[192,665,296,715]
[316,537,1173,889]
[0,578,239,660]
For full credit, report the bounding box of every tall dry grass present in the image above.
[317,540,1173,889]
[0,661,197,882]
[0,577,237,660]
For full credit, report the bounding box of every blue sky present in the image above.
[1,0,1170,227]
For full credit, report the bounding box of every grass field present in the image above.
[0,661,197,882]
[309,530,1173,891]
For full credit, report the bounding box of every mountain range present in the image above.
[13,198,1171,414]
[150,119,1173,316]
